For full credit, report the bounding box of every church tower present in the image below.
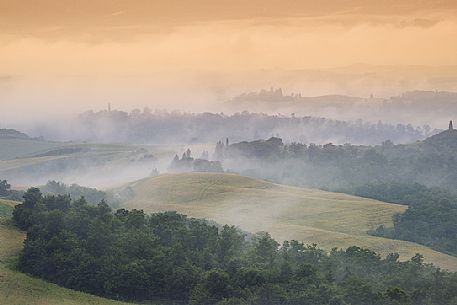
[449,120,454,131]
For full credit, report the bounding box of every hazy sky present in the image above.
[1,0,457,121]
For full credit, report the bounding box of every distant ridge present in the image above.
[423,127,457,151]
[230,87,369,103]
[0,129,30,140]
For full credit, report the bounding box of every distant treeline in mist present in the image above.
[38,110,435,145]
[215,128,457,192]
[228,89,457,128]
[0,179,120,206]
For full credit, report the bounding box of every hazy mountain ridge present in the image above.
[227,89,457,127]
[0,129,31,140]
[30,110,436,146]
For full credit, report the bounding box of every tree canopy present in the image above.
[12,188,457,304]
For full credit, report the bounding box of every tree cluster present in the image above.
[169,149,223,173]
[219,130,457,192]
[0,179,24,201]
[12,188,457,305]
[358,182,457,256]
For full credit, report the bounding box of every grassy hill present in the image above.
[0,139,70,160]
[0,138,213,187]
[119,172,457,271]
[0,139,157,187]
[0,199,138,305]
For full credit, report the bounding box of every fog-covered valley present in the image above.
[3,1,457,304]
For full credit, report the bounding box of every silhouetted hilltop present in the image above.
[423,127,457,152]
[227,89,457,128]
[0,129,30,140]
[231,88,367,104]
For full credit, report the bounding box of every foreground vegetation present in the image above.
[12,189,457,305]
[0,199,135,305]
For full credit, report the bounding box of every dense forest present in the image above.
[12,188,457,305]
[216,128,457,192]
[351,182,457,257]
[33,110,434,145]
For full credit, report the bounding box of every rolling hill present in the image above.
[118,172,457,271]
[0,199,138,305]
[0,138,159,187]
[0,138,214,187]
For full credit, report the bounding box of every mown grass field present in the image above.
[0,199,140,305]
[120,172,457,271]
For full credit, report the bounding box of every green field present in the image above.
[0,199,140,305]
[0,139,69,160]
[119,172,457,271]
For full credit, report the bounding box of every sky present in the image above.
[1,0,457,120]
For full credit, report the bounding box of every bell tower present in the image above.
[449,120,454,131]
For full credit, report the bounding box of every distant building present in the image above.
[450,120,454,131]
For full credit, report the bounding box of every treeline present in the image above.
[38,110,432,145]
[351,182,457,257]
[0,179,119,206]
[349,182,456,206]
[169,148,224,173]
[40,180,120,207]
[218,129,457,192]
[0,179,24,201]
[12,188,457,305]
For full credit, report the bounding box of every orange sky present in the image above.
[2,0,457,70]
[1,0,457,117]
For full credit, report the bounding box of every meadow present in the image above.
[119,172,457,271]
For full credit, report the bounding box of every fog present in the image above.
[1,0,457,190]
[2,0,457,126]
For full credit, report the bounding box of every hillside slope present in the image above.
[0,199,136,305]
[120,172,457,271]
[0,138,213,187]
[0,139,158,187]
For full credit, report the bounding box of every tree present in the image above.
[0,179,11,196]
[12,187,42,230]
[250,232,279,266]
[217,225,245,264]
